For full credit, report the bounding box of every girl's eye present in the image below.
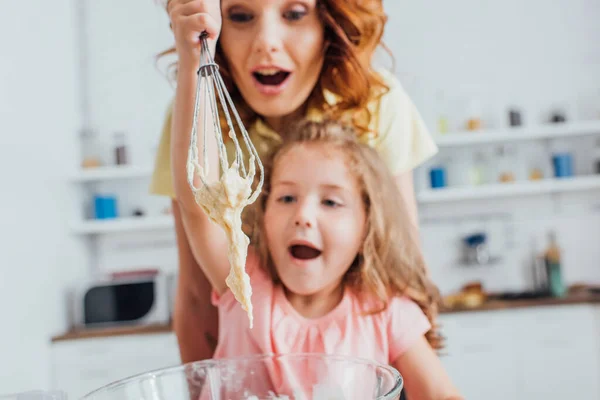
[283,9,307,21]
[323,199,341,208]
[228,11,253,23]
[278,195,296,204]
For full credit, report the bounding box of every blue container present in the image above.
[94,195,118,219]
[552,153,573,178]
[429,167,447,189]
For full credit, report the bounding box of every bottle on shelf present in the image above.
[435,90,449,134]
[114,131,129,165]
[508,107,523,127]
[543,231,565,298]
[593,138,600,175]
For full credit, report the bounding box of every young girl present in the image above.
[197,119,462,400]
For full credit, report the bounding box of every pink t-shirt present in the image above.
[210,248,431,397]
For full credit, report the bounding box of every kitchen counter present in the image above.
[51,322,173,342]
[51,290,600,342]
[441,290,600,314]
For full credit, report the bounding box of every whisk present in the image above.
[186,33,264,328]
[187,33,264,198]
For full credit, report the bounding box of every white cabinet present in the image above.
[515,306,600,399]
[439,310,521,400]
[439,304,600,400]
[50,333,180,399]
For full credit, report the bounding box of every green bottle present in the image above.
[544,231,566,297]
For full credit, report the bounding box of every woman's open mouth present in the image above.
[252,68,291,95]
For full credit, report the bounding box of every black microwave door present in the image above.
[83,282,155,324]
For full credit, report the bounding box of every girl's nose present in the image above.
[294,218,313,228]
[294,203,315,228]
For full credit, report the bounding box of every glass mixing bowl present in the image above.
[80,353,403,400]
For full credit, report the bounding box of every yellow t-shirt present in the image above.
[149,68,438,198]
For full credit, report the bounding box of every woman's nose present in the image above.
[252,12,284,54]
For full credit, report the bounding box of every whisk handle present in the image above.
[197,32,219,77]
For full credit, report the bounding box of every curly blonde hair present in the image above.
[157,0,393,136]
[251,119,444,350]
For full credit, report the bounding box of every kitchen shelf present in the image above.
[433,120,600,148]
[70,165,153,182]
[417,175,600,203]
[71,215,174,234]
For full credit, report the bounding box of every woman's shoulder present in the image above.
[367,67,439,175]
[149,101,175,198]
[373,67,402,91]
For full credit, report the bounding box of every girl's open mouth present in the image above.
[289,244,322,260]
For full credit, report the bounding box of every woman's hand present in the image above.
[167,0,221,72]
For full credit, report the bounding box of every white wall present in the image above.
[0,0,87,393]
[1,0,599,394]
[383,0,600,129]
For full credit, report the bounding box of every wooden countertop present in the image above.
[51,290,600,342]
[51,322,173,342]
[440,290,600,314]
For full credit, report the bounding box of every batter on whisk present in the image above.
[185,36,263,328]
[188,158,259,328]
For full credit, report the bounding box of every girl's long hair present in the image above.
[252,120,444,350]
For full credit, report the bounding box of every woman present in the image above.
[151,0,438,365]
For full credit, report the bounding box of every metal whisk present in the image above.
[187,33,264,202]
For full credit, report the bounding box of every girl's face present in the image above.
[220,0,325,121]
[264,145,367,300]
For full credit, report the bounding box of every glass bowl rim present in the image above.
[81,352,403,400]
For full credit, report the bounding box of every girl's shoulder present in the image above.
[354,292,426,321]
[385,295,432,361]
[354,293,432,361]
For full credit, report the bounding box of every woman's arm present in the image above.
[395,171,419,231]
[168,0,231,295]
[171,199,219,363]
[392,336,463,400]
[395,171,423,250]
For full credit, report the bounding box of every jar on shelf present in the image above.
[469,151,489,185]
[465,97,483,131]
[80,128,102,168]
[527,151,546,181]
[495,144,517,183]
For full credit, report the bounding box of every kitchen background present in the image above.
[1,0,600,398]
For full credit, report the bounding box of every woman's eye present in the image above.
[283,9,307,21]
[229,12,253,23]
[278,195,296,204]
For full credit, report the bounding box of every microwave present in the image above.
[72,272,171,329]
